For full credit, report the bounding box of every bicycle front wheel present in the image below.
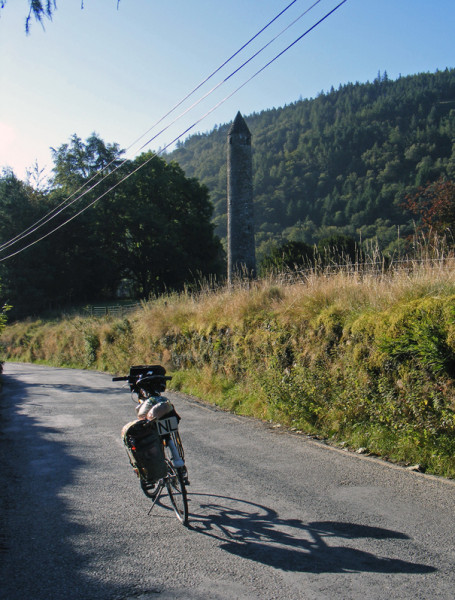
[164,459,188,525]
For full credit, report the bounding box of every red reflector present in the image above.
[131,446,137,451]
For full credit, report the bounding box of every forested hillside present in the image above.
[167,69,455,260]
[2,69,455,318]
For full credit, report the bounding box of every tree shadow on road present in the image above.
[187,493,437,574]
[0,371,141,600]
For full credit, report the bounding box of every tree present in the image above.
[0,0,56,33]
[46,133,127,305]
[116,152,225,297]
[0,282,10,334]
[0,282,11,373]
[47,135,223,304]
[317,234,359,264]
[0,134,225,317]
[0,170,53,315]
[51,133,124,190]
[168,68,455,253]
[259,241,314,276]
[404,178,455,238]
[0,1,120,33]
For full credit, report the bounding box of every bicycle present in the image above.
[113,365,189,526]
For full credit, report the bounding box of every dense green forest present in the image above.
[167,68,455,261]
[2,69,455,318]
[0,135,224,318]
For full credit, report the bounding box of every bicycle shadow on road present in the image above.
[187,493,436,575]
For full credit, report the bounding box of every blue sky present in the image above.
[1,0,454,180]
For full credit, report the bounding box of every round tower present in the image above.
[227,111,256,284]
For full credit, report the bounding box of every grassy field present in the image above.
[2,256,455,478]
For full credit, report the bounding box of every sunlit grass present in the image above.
[2,249,455,478]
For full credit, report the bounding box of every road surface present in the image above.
[1,363,454,599]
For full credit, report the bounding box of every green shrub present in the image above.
[2,272,455,478]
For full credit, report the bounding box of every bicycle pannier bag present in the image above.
[122,419,167,482]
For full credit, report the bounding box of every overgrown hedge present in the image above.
[1,284,455,478]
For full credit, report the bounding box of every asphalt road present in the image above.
[1,362,454,600]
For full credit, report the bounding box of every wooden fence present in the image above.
[85,303,141,318]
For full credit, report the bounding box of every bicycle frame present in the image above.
[114,365,189,526]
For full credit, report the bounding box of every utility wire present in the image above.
[0,0,307,254]
[138,0,324,151]
[0,0,348,262]
[0,0,303,254]
[134,0,303,151]
[0,153,125,253]
[0,0,346,261]
[0,0,324,255]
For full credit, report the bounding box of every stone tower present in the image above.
[227,111,256,284]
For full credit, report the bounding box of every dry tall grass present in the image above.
[2,253,455,477]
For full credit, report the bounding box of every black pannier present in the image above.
[122,419,167,482]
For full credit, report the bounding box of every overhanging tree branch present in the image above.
[0,1,121,33]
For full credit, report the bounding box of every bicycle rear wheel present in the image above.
[164,459,188,525]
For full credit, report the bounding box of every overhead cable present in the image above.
[0,0,303,254]
[0,0,348,262]
[137,0,325,151]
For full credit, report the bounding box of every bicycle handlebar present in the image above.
[112,375,172,383]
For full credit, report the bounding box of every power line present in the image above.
[0,152,125,253]
[0,0,303,254]
[0,0,347,261]
[138,0,325,152]
[0,0,349,262]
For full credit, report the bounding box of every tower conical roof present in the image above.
[228,111,251,136]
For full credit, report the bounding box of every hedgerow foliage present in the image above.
[2,265,455,477]
[0,283,10,373]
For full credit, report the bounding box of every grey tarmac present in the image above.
[1,363,454,600]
